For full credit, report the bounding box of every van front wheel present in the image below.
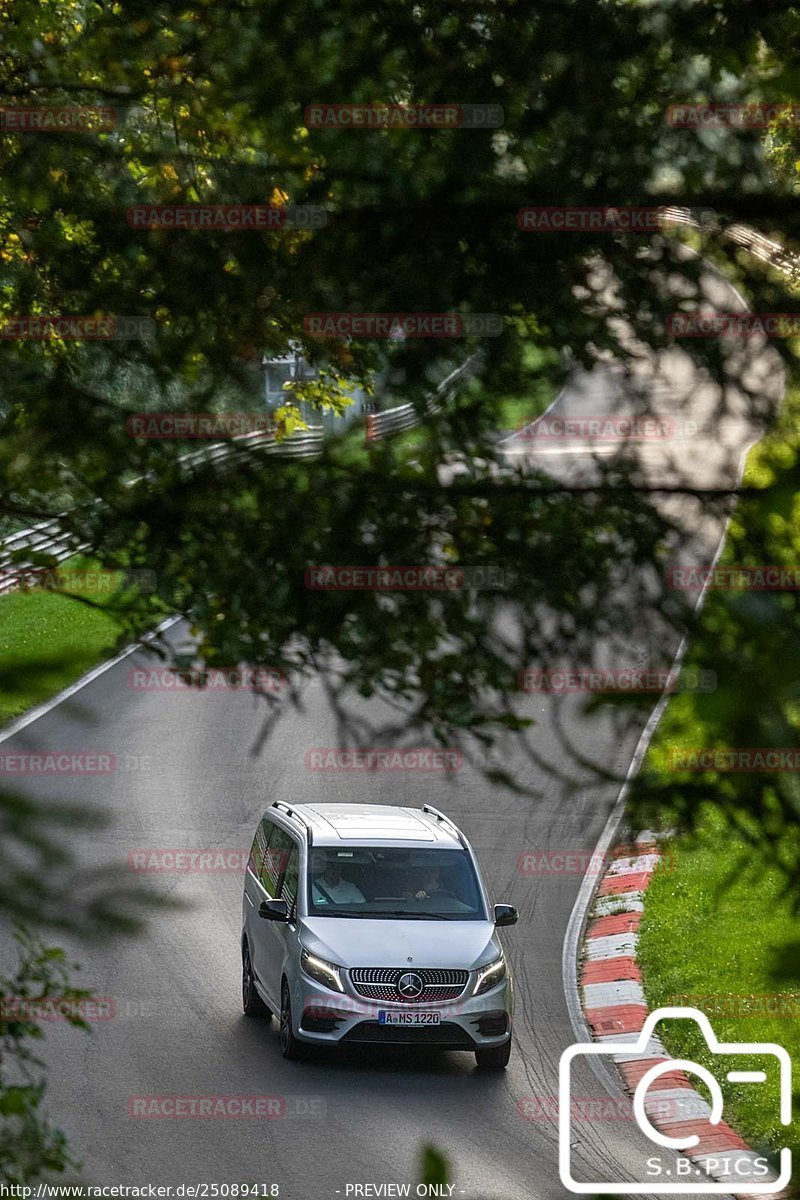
[475,1039,511,1069]
[242,943,269,1018]
[280,981,305,1060]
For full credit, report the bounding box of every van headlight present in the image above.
[474,953,506,996]
[301,949,344,993]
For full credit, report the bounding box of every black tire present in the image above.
[242,943,269,1018]
[475,1038,511,1069]
[280,980,305,1060]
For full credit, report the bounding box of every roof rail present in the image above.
[271,800,314,847]
[421,804,466,847]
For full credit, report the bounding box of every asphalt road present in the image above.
[0,259,785,1199]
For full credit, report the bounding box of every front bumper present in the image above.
[291,971,513,1048]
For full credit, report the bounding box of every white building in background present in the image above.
[261,342,374,432]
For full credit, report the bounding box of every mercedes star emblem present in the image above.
[397,971,424,999]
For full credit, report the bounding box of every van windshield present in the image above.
[307,847,486,920]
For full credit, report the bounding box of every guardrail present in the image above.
[725,223,800,279]
[0,355,479,591]
[0,519,92,595]
[661,206,800,280]
[0,425,326,594]
[364,351,483,443]
[174,425,325,473]
[2,210,794,596]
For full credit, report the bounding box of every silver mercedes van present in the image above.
[241,801,517,1068]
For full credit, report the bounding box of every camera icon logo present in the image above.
[559,1006,792,1194]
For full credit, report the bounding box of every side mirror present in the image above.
[494,903,519,927]
[259,898,289,922]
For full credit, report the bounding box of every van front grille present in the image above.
[350,967,469,1004]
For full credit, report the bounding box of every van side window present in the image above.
[280,845,299,911]
[267,827,295,898]
[258,820,282,898]
[247,820,269,880]
[250,819,299,905]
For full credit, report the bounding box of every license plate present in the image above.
[378,1010,441,1026]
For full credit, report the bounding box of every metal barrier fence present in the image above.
[174,425,325,473]
[0,520,91,595]
[2,210,797,593]
[364,351,483,442]
[660,206,800,280]
[0,354,478,590]
[0,425,326,593]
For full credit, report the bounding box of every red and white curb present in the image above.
[579,832,789,1195]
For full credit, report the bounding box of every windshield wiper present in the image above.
[312,909,368,918]
[311,908,457,920]
[374,910,454,920]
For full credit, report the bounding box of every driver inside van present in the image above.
[311,850,365,905]
[407,866,449,900]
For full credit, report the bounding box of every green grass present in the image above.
[638,814,799,1162]
[635,381,800,1164]
[0,559,165,724]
